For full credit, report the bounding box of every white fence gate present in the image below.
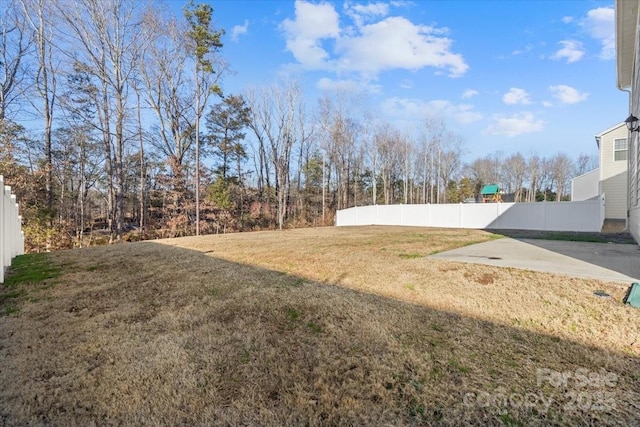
[1,175,25,283]
[336,195,606,232]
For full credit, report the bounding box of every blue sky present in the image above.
[174,0,627,162]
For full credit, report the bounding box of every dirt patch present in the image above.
[464,271,496,285]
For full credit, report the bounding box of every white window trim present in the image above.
[613,138,628,162]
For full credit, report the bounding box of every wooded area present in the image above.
[0,0,596,251]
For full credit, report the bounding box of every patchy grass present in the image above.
[0,226,639,425]
[306,321,323,334]
[398,252,424,259]
[287,307,300,321]
[1,253,61,316]
[3,253,61,287]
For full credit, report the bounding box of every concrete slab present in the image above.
[430,238,640,284]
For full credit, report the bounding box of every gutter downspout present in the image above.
[595,135,602,197]
[619,87,632,231]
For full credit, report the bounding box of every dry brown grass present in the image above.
[1,225,639,425]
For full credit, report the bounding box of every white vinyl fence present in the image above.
[336,195,606,232]
[1,175,25,284]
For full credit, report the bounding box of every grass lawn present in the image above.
[1,226,639,425]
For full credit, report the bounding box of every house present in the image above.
[570,122,628,222]
[616,0,640,244]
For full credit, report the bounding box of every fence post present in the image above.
[0,176,4,284]
[600,194,606,231]
[0,175,25,284]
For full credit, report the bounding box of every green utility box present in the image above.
[623,283,640,308]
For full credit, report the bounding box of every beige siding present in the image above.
[601,171,628,219]
[599,124,628,180]
[630,2,640,243]
[571,169,599,201]
[616,0,639,244]
[598,124,628,219]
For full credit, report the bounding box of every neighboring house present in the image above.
[616,0,640,243]
[570,122,628,220]
[570,169,599,201]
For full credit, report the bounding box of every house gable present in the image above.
[598,123,628,181]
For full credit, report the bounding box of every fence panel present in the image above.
[427,204,462,228]
[1,175,25,284]
[377,205,403,225]
[336,196,605,233]
[398,205,429,226]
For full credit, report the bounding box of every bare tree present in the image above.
[469,154,500,197]
[374,124,401,205]
[0,0,31,122]
[526,154,541,202]
[246,86,272,208]
[550,153,574,201]
[362,117,379,205]
[421,117,445,203]
[139,12,194,226]
[316,93,363,210]
[438,131,464,203]
[133,83,146,238]
[399,132,412,204]
[57,0,151,241]
[247,80,308,229]
[501,153,527,201]
[539,156,556,201]
[19,0,56,220]
[576,153,598,176]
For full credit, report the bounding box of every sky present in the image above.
[171,0,628,163]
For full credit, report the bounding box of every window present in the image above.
[614,138,628,161]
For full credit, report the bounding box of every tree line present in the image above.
[0,0,596,251]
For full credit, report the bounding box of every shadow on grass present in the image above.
[1,241,639,426]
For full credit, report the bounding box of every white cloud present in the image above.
[231,20,249,42]
[336,16,468,77]
[282,1,468,78]
[502,88,531,105]
[551,40,584,63]
[281,1,340,68]
[582,7,614,60]
[549,85,588,104]
[512,44,533,56]
[462,89,478,99]
[562,16,574,24]
[345,1,389,27]
[349,2,389,17]
[317,77,381,93]
[390,0,416,7]
[542,101,553,108]
[381,97,483,125]
[400,79,413,89]
[485,112,544,137]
